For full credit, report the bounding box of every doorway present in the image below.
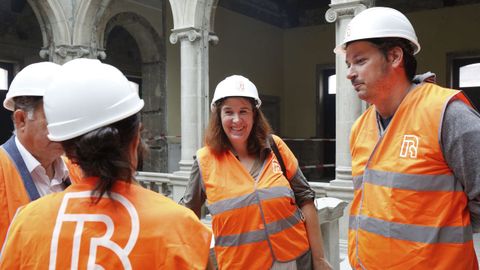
[0,63,14,143]
[300,66,336,182]
[450,56,480,110]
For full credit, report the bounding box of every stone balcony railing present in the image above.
[136,171,348,270]
[136,171,173,198]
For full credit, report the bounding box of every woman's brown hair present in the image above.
[204,97,272,155]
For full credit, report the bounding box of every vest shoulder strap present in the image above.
[269,134,287,179]
[1,136,40,201]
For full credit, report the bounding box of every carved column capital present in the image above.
[39,48,50,59]
[53,45,92,59]
[50,45,108,61]
[96,50,107,60]
[325,0,374,23]
[169,27,201,44]
[208,32,219,46]
[169,27,219,46]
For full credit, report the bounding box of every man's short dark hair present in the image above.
[368,37,417,81]
[12,96,43,119]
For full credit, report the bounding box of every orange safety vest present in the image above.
[197,135,310,270]
[0,136,81,245]
[0,177,212,269]
[349,83,479,270]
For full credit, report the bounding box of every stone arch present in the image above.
[103,13,163,63]
[210,0,220,32]
[0,1,45,141]
[0,2,43,63]
[72,0,112,60]
[27,0,71,62]
[101,12,167,172]
[28,0,113,63]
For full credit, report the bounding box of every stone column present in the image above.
[169,28,218,201]
[325,0,373,261]
[167,0,218,202]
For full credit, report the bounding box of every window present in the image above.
[0,68,8,91]
[459,63,480,88]
[313,66,336,182]
[328,74,336,94]
[0,63,14,143]
[450,55,480,109]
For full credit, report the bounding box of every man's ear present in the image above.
[13,110,27,131]
[388,46,404,68]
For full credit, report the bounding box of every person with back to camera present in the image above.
[0,62,81,245]
[0,58,212,269]
[335,6,480,269]
[181,75,332,270]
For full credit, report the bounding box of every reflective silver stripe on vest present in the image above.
[214,227,267,247]
[353,175,363,190]
[364,169,463,192]
[206,186,294,215]
[215,209,303,247]
[349,215,473,244]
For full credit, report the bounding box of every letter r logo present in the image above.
[400,135,419,159]
[272,159,282,174]
[49,191,139,270]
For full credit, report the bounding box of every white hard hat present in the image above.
[211,75,261,112]
[44,58,144,141]
[3,62,61,111]
[334,7,420,55]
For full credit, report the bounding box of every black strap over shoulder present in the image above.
[1,136,40,201]
[63,177,71,188]
[268,134,287,179]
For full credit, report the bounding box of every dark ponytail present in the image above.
[61,113,141,203]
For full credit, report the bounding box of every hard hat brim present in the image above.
[47,97,144,142]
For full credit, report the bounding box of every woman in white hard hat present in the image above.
[181,75,332,270]
[0,58,212,269]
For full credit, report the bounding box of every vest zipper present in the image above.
[356,122,385,270]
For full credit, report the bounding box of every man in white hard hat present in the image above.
[337,7,480,269]
[0,58,213,270]
[0,62,77,245]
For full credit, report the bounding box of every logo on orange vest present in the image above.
[400,135,419,159]
[49,191,139,270]
[272,159,282,174]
